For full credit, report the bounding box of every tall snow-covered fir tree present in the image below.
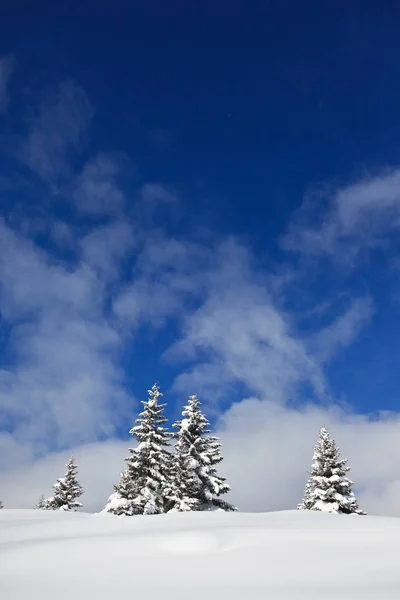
[102,384,173,516]
[171,395,236,512]
[298,426,365,514]
[169,400,199,512]
[45,456,84,511]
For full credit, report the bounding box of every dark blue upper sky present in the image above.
[3,2,400,233]
[1,1,400,455]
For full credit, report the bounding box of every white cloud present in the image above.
[0,219,130,466]
[0,55,14,112]
[282,170,400,259]
[19,80,93,185]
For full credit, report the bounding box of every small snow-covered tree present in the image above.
[298,426,365,514]
[102,467,138,516]
[171,395,236,512]
[35,495,46,509]
[46,456,84,511]
[103,384,173,516]
[0,500,3,509]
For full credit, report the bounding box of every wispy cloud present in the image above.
[113,232,329,410]
[282,170,400,260]
[310,296,374,362]
[166,239,327,404]
[80,220,136,276]
[134,183,180,227]
[73,154,125,215]
[113,233,209,328]
[0,56,14,112]
[19,80,93,186]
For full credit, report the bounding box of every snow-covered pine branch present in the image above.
[102,383,173,516]
[171,395,236,512]
[45,456,84,511]
[298,426,365,515]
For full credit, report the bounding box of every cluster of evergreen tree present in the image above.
[102,384,236,515]
[4,387,364,517]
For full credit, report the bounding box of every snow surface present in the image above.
[1,509,400,599]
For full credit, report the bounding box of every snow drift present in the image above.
[1,509,400,599]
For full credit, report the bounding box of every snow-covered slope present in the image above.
[1,509,400,599]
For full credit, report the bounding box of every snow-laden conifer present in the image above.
[0,500,3,509]
[102,467,138,516]
[169,406,199,512]
[298,426,365,514]
[103,384,173,515]
[45,456,84,511]
[171,395,236,512]
[35,495,46,509]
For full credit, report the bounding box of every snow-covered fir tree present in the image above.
[45,456,84,511]
[171,395,236,512]
[298,426,365,514]
[169,405,199,512]
[103,384,173,516]
[35,495,46,509]
[102,468,137,516]
[0,500,3,509]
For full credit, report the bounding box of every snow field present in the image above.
[1,509,400,599]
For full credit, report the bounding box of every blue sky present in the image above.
[1,2,400,514]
